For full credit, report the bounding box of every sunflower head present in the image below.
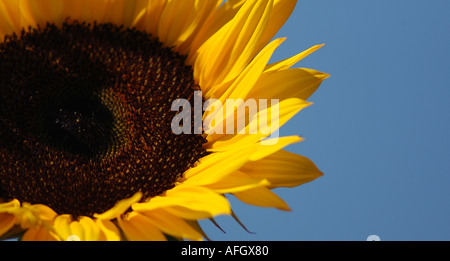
[0,0,327,241]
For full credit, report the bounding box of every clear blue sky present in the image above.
[199,0,450,241]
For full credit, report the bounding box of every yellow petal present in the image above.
[219,37,286,102]
[240,149,323,189]
[162,206,223,221]
[187,0,246,65]
[53,214,72,240]
[183,145,256,184]
[249,135,303,161]
[13,203,57,230]
[102,0,149,29]
[20,0,147,30]
[68,220,85,240]
[255,0,297,55]
[78,216,101,241]
[0,213,16,237]
[195,0,274,90]
[73,0,111,24]
[187,2,239,59]
[94,192,142,220]
[157,0,195,45]
[188,136,302,186]
[206,98,311,151]
[139,209,203,241]
[21,226,57,241]
[205,170,270,194]
[0,0,21,38]
[29,204,58,222]
[185,220,211,241]
[202,37,286,139]
[135,0,167,35]
[53,215,101,241]
[233,186,291,211]
[18,0,113,30]
[217,0,274,85]
[0,199,20,213]
[19,0,65,29]
[117,212,166,241]
[132,185,231,219]
[157,0,221,54]
[265,44,325,72]
[96,219,121,241]
[249,68,330,101]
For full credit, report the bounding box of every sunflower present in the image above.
[0,0,328,241]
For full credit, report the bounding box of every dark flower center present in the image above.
[0,21,207,218]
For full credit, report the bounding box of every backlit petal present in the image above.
[132,185,231,218]
[96,219,121,241]
[233,186,291,211]
[206,98,311,151]
[53,215,101,241]
[265,44,325,72]
[94,192,142,220]
[194,0,274,90]
[157,0,221,54]
[0,0,21,38]
[249,68,330,101]
[204,170,270,194]
[139,209,203,241]
[241,149,323,189]
[0,213,15,237]
[118,212,167,241]
[21,225,58,241]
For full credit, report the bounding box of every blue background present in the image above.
[200,0,450,241]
